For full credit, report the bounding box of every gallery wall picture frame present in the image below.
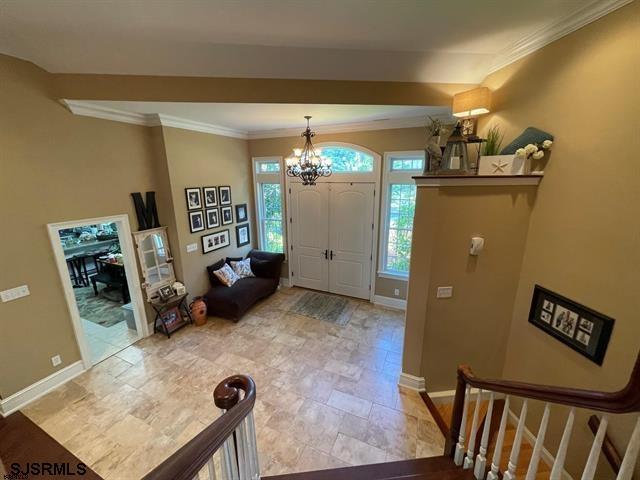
[235,203,248,223]
[202,229,230,254]
[236,223,250,247]
[221,206,233,225]
[189,210,205,233]
[528,285,614,365]
[219,186,232,205]
[185,188,202,210]
[206,208,220,229]
[204,187,218,208]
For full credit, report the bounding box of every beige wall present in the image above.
[478,3,640,476]
[0,55,164,397]
[249,127,432,299]
[161,127,254,296]
[52,73,472,105]
[403,186,535,386]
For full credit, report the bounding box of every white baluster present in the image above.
[525,403,551,480]
[550,407,575,480]
[455,385,472,466]
[617,415,640,480]
[207,457,217,480]
[487,395,510,480]
[581,414,609,480]
[221,436,239,480]
[235,415,260,480]
[503,399,528,480]
[475,392,495,479]
[245,412,261,480]
[464,389,484,469]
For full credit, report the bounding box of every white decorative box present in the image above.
[477,154,529,175]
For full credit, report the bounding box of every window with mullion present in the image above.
[380,152,423,278]
[259,183,284,253]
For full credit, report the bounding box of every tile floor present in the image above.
[23,287,444,479]
[82,318,139,365]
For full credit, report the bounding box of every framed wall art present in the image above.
[528,285,614,365]
[221,206,233,225]
[204,187,218,207]
[185,188,202,210]
[189,210,205,233]
[206,208,220,229]
[202,229,230,254]
[235,203,248,223]
[219,186,232,205]
[236,223,250,247]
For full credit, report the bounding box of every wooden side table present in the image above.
[150,293,193,338]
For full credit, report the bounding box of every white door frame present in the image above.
[284,141,381,302]
[47,213,149,369]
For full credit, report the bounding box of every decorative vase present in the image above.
[190,296,207,326]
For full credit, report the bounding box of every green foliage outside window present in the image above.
[386,184,416,274]
[261,183,284,252]
[321,147,374,172]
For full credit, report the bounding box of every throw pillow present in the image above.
[231,258,255,278]
[213,263,240,287]
[250,257,277,279]
[206,259,226,286]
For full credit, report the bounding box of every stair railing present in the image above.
[143,374,259,480]
[448,351,640,480]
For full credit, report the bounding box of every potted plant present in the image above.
[478,124,518,175]
[424,116,445,174]
[514,140,553,173]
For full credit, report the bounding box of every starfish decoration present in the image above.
[491,158,510,173]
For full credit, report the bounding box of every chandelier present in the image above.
[285,116,332,185]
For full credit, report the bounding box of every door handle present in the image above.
[324,249,328,259]
[330,250,334,260]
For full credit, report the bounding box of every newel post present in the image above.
[447,368,467,457]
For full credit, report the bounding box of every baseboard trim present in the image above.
[373,295,406,310]
[426,388,504,404]
[507,408,573,480]
[398,372,426,392]
[0,361,85,417]
[279,277,291,287]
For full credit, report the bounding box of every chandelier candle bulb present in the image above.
[286,116,333,185]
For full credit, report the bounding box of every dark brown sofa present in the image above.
[203,250,285,320]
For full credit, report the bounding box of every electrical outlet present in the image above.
[1,285,30,302]
[51,355,62,367]
[437,286,453,298]
[394,289,400,296]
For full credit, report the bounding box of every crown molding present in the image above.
[489,0,634,74]
[61,100,249,139]
[248,113,454,139]
[61,99,150,126]
[61,100,454,140]
[155,113,248,139]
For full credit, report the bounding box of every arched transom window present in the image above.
[319,145,375,173]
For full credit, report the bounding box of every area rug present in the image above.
[74,286,126,328]
[288,291,356,326]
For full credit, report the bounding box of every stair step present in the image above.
[263,456,476,480]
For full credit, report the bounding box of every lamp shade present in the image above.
[452,87,492,118]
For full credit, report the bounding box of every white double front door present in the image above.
[289,182,375,299]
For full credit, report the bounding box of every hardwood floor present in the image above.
[20,287,445,479]
[433,399,551,479]
[0,411,101,479]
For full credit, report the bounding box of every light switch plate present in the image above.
[51,355,62,367]
[186,243,198,253]
[437,286,453,298]
[1,285,30,302]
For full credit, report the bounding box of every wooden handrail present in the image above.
[587,414,634,479]
[143,374,256,480]
[458,351,640,414]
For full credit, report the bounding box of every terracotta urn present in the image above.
[190,296,207,326]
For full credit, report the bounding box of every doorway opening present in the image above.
[48,214,148,367]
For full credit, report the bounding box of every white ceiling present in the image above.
[67,101,453,137]
[0,0,617,84]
